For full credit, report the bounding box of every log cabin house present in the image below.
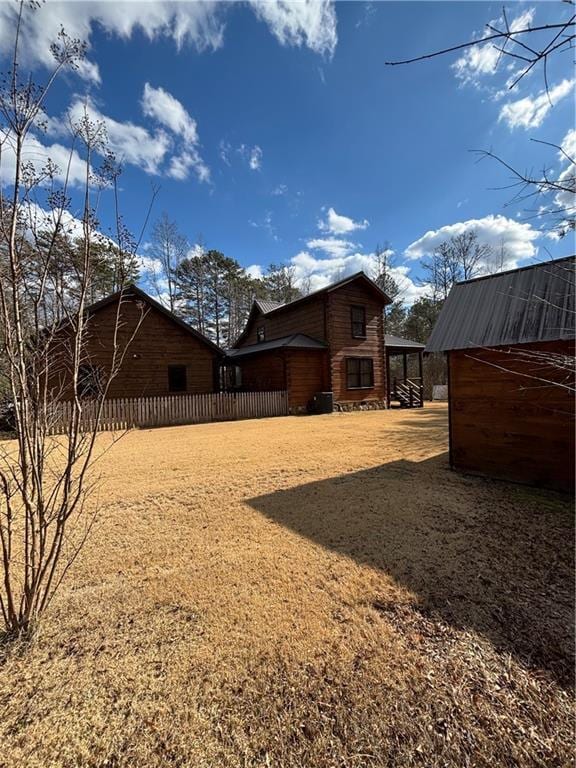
[226,272,393,413]
[425,256,575,493]
[50,285,222,400]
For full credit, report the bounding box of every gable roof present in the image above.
[226,333,327,359]
[425,256,575,353]
[235,271,391,346]
[85,284,222,354]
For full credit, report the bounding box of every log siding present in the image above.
[50,292,220,400]
[233,274,388,409]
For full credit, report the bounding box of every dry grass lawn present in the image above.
[0,404,573,767]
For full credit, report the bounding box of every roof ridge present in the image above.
[455,255,575,287]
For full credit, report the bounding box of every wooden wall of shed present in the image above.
[327,284,386,403]
[448,340,575,492]
[238,299,326,347]
[50,298,217,399]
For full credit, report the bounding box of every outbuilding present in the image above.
[425,257,575,493]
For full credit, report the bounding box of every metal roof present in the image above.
[226,333,327,359]
[385,334,425,351]
[425,256,576,353]
[255,299,285,314]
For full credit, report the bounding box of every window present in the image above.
[168,365,187,393]
[350,305,366,338]
[77,364,103,398]
[257,326,266,343]
[346,358,374,389]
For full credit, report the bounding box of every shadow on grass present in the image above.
[247,449,574,688]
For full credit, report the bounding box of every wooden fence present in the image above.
[47,391,289,435]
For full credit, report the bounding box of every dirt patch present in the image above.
[0,405,573,767]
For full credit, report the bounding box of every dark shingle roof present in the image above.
[226,334,327,359]
[385,334,425,351]
[425,256,575,353]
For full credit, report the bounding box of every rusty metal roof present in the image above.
[425,256,575,353]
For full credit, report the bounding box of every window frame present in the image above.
[346,357,374,390]
[168,364,188,393]
[350,305,367,339]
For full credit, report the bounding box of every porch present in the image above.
[385,334,426,408]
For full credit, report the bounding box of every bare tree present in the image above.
[385,12,575,92]
[263,263,301,304]
[473,141,575,239]
[421,231,494,300]
[372,243,407,336]
[0,3,148,638]
[386,7,575,238]
[148,212,188,312]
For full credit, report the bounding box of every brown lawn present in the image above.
[0,404,573,767]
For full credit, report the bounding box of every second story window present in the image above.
[351,305,366,338]
[257,326,266,343]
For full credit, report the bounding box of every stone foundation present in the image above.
[334,400,387,412]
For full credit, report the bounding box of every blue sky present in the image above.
[0,1,574,302]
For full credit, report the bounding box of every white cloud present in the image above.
[140,85,210,181]
[0,1,336,84]
[404,214,540,267]
[498,78,575,130]
[246,264,264,280]
[141,83,198,143]
[219,140,232,166]
[0,130,90,188]
[286,248,425,303]
[306,237,357,258]
[559,128,576,162]
[249,145,263,171]
[22,201,89,241]
[318,207,369,235]
[43,89,210,183]
[452,8,535,87]
[167,149,210,183]
[66,96,171,175]
[248,0,337,57]
[249,211,277,240]
[271,183,288,196]
[552,128,576,229]
[220,142,263,172]
[0,1,226,84]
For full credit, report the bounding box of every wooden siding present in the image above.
[448,340,575,492]
[51,297,218,399]
[327,285,386,403]
[234,348,328,412]
[237,352,286,392]
[238,299,326,347]
[285,349,329,410]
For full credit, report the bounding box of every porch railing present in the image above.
[391,377,424,408]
